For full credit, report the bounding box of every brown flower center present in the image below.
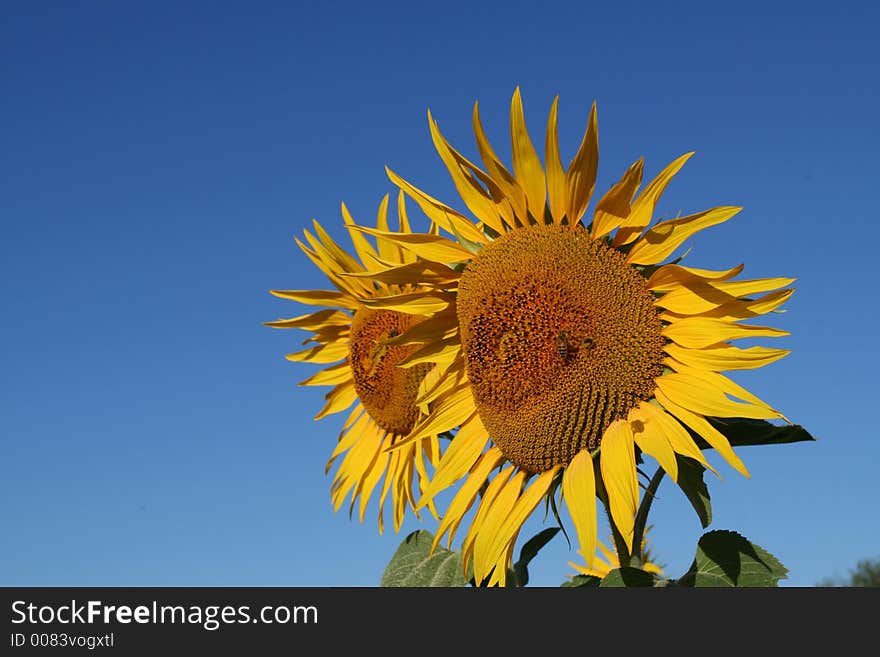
[456,223,665,473]
[349,308,430,436]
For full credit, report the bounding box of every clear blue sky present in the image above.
[2,1,877,587]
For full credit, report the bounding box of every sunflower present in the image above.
[355,88,794,586]
[266,194,455,533]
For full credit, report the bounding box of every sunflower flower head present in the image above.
[368,87,794,585]
[266,194,450,533]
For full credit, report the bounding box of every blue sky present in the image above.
[2,1,878,587]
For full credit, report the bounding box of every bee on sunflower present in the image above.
[344,88,796,586]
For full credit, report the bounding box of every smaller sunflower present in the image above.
[266,194,452,533]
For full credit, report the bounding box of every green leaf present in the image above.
[560,574,601,587]
[380,530,468,587]
[512,527,560,587]
[692,417,815,449]
[599,567,656,587]
[675,455,712,528]
[677,530,788,587]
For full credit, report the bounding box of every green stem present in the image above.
[631,466,665,563]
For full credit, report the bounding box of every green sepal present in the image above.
[675,455,712,528]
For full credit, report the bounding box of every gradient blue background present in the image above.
[2,1,877,587]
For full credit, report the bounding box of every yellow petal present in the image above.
[627,206,742,265]
[510,87,546,220]
[485,467,559,575]
[565,101,599,224]
[655,389,749,477]
[325,405,368,473]
[655,372,781,420]
[302,229,373,297]
[395,191,417,264]
[664,343,790,371]
[473,470,525,583]
[285,340,349,364]
[433,446,504,551]
[417,413,487,508]
[647,263,745,291]
[613,152,694,246]
[390,381,475,449]
[629,406,678,482]
[473,101,528,225]
[599,420,639,552]
[355,437,391,522]
[429,111,504,231]
[591,158,644,239]
[662,317,790,348]
[386,167,488,245]
[663,361,784,416]
[270,289,359,310]
[298,361,350,387]
[545,96,566,224]
[373,194,402,264]
[264,308,352,330]
[655,278,795,314]
[633,401,714,474]
[562,449,598,570]
[463,466,515,574]
[359,290,454,314]
[341,202,380,268]
[661,288,795,322]
[351,224,477,262]
[314,381,358,420]
[397,335,460,368]
[340,259,460,287]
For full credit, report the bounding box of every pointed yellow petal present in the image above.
[391,381,475,449]
[591,158,644,239]
[264,308,352,330]
[463,466,514,574]
[397,335,460,368]
[373,194,403,264]
[294,236,362,296]
[633,401,714,474]
[351,225,477,262]
[340,259,460,287]
[485,467,559,573]
[298,361,350,387]
[303,228,373,297]
[473,470,524,583]
[417,413,487,508]
[655,278,795,314]
[613,152,694,246]
[545,96,566,224]
[629,406,678,482]
[270,289,359,310]
[285,340,349,364]
[647,263,744,291]
[656,372,780,420]
[661,288,795,322]
[358,290,454,314]
[433,447,504,551]
[628,206,742,265]
[565,101,599,224]
[663,361,784,416]
[510,88,546,220]
[663,317,790,348]
[386,167,488,245]
[341,202,380,268]
[473,102,528,225]
[385,310,458,348]
[655,389,749,477]
[599,420,639,552]
[429,111,504,231]
[314,381,358,419]
[562,448,598,569]
[355,437,390,522]
[664,343,790,371]
[325,405,368,473]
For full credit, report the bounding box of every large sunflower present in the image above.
[266,194,454,533]
[356,88,794,585]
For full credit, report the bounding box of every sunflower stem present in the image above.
[632,466,665,563]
